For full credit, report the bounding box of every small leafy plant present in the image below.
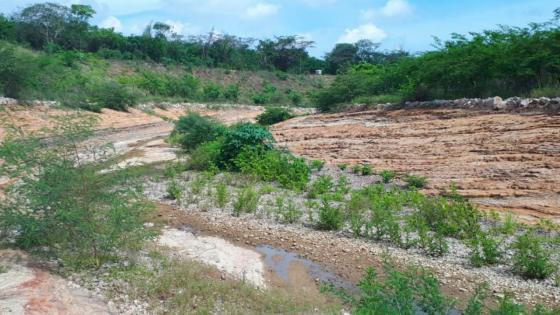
[215,182,229,208]
[166,180,182,200]
[317,200,344,231]
[233,187,260,216]
[405,175,428,189]
[379,170,396,183]
[512,231,556,279]
[308,175,334,198]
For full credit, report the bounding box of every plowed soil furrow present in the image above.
[272,109,560,221]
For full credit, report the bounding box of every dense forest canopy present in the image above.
[0,2,325,73]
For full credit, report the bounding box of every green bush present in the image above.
[289,91,303,106]
[405,175,427,189]
[310,159,325,171]
[166,180,182,200]
[275,197,302,224]
[90,81,137,111]
[356,264,454,315]
[203,84,222,101]
[308,175,334,199]
[0,44,34,98]
[186,139,223,171]
[512,231,556,279]
[409,197,481,239]
[369,191,403,244]
[219,123,274,169]
[234,146,310,190]
[530,86,560,98]
[352,164,363,174]
[233,187,260,216]
[252,93,270,105]
[223,84,240,101]
[0,115,152,269]
[380,170,396,183]
[468,232,502,267]
[172,113,227,152]
[256,107,294,126]
[361,164,373,176]
[317,200,344,231]
[338,163,348,171]
[215,182,229,208]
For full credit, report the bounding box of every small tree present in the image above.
[0,113,153,269]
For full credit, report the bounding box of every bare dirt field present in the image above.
[272,109,560,222]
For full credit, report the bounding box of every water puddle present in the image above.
[256,245,357,293]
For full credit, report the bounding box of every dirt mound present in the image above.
[272,109,560,222]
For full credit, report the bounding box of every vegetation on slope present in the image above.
[316,9,560,111]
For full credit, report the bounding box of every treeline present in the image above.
[316,9,560,111]
[0,3,323,73]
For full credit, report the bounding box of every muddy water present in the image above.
[256,245,356,293]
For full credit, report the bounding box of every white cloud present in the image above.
[243,3,280,19]
[100,16,123,32]
[361,0,413,20]
[381,0,413,17]
[338,23,386,43]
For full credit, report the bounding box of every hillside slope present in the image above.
[273,108,560,222]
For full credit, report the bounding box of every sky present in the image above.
[1,0,558,57]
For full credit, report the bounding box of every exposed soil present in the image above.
[153,202,560,310]
[272,109,560,223]
[0,250,113,315]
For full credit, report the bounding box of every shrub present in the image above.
[233,187,260,216]
[338,163,348,171]
[468,232,502,267]
[410,197,481,240]
[187,139,223,171]
[380,170,396,183]
[356,263,454,315]
[234,147,310,190]
[369,191,403,244]
[166,180,182,200]
[361,164,373,176]
[219,123,274,168]
[223,84,240,101]
[512,231,556,279]
[0,115,152,269]
[275,197,302,224]
[0,44,34,98]
[317,200,344,230]
[172,113,227,152]
[348,193,368,236]
[203,84,222,101]
[290,91,303,106]
[91,81,137,111]
[308,175,334,198]
[215,182,229,208]
[335,176,351,194]
[405,175,428,189]
[310,159,325,171]
[530,86,560,98]
[252,93,270,105]
[352,164,362,174]
[256,107,294,126]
